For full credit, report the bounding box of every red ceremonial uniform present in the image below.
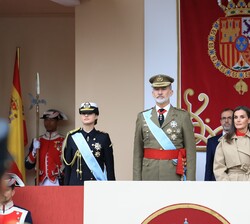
[0,201,32,224]
[25,131,64,185]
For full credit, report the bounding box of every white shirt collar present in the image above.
[156,104,170,118]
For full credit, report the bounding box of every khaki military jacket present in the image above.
[133,105,196,181]
[214,131,250,181]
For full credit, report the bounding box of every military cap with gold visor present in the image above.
[149,74,174,87]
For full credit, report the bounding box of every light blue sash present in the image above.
[143,109,187,180]
[143,109,176,150]
[72,133,107,181]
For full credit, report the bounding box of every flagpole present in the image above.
[36,72,40,186]
[16,47,20,68]
[16,47,23,182]
[16,47,26,183]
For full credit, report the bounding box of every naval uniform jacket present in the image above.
[63,128,116,185]
[214,131,250,181]
[25,131,65,185]
[0,200,33,224]
[133,105,196,181]
[204,134,222,181]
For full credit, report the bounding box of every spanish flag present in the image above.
[8,48,28,182]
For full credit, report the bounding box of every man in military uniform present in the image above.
[133,74,196,181]
[0,175,33,224]
[63,102,115,185]
[25,109,67,186]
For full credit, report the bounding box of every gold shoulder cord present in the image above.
[62,128,79,165]
[62,131,72,165]
[62,149,80,166]
[62,150,83,180]
[62,129,83,180]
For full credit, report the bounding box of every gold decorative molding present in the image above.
[184,88,222,151]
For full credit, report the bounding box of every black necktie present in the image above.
[158,109,166,126]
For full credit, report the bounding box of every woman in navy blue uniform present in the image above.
[63,102,115,185]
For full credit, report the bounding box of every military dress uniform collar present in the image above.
[44,131,59,139]
[81,128,97,139]
[0,200,14,213]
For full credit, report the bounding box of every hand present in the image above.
[32,139,40,156]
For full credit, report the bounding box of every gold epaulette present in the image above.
[174,107,187,112]
[140,107,153,114]
[69,127,81,134]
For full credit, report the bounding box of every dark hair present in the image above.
[221,108,233,115]
[225,106,250,143]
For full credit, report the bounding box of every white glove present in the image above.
[32,139,40,156]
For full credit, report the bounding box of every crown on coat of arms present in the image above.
[218,0,250,17]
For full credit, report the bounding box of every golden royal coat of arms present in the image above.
[208,0,250,95]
